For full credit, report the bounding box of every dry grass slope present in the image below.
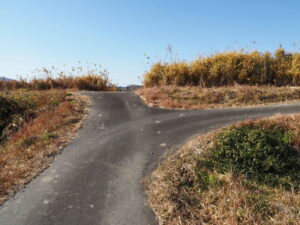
[137,85,300,109]
[0,90,89,204]
[146,114,300,225]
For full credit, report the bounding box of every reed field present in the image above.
[138,48,300,109]
[144,48,300,87]
[0,64,117,91]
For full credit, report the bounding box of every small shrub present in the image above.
[203,125,300,189]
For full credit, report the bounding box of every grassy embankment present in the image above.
[0,65,115,204]
[0,90,88,204]
[146,114,300,224]
[138,48,300,109]
[137,85,300,109]
[142,49,300,224]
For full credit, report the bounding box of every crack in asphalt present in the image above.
[1,91,300,225]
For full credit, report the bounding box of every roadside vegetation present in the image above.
[138,48,300,109]
[0,63,117,204]
[146,114,300,225]
[0,64,117,91]
[137,85,300,109]
[0,90,89,204]
[144,48,300,87]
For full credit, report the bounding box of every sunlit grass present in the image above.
[0,90,88,204]
[137,85,300,109]
[144,48,300,87]
[146,114,300,225]
[0,63,117,91]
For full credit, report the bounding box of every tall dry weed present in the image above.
[0,64,116,91]
[144,48,300,87]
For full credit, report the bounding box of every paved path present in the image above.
[1,92,300,225]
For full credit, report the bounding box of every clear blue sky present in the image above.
[1,0,300,85]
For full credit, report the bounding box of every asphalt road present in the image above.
[1,92,300,225]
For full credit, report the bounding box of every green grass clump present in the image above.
[199,124,300,189]
[40,133,58,141]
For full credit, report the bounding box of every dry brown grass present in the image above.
[0,90,89,205]
[145,114,300,225]
[144,49,300,87]
[0,75,117,91]
[0,90,70,141]
[137,85,300,109]
[0,64,117,91]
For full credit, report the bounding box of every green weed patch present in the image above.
[201,125,300,189]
